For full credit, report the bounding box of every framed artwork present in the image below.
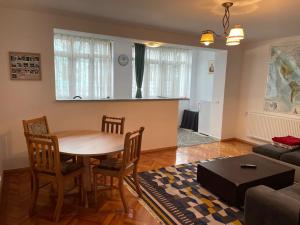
[208,60,215,74]
[264,43,300,115]
[9,52,41,80]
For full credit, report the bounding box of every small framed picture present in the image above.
[208,60,215,74]
[9,52,41,80]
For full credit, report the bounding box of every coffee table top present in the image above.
[198,154,295,185]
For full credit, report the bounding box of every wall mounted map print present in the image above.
[265,44,300,115]
[9,52,41,80]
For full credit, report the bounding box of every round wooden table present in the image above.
[54,130,124,207]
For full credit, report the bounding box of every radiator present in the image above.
[247,112,300,142]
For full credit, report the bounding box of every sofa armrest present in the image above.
[244,185,300,225]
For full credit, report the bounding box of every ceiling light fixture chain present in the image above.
[222,2,233,36]
[200,2,245,46]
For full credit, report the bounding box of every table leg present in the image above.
[82,156,91,208]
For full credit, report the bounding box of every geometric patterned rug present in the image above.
[125,158,244,225]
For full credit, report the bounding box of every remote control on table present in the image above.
[240,164,257,169]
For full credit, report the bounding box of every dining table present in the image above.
[54,130,124,207]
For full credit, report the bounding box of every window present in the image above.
[54,33,113,100]
[132,46,192,98]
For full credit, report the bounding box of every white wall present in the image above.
[210,51,228,139]
[197,51,215,135]
[187,49,216,111]
[178,48,228,140]
[0,6,245,170]
[221,47,243,139]
[113,39,133,99]
[197,51,215,103]
[178,49,216,125]
[192,50,216,136]
[235,35,300,143]
[0,7,181,170]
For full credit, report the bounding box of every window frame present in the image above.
[132,45,192,99]
[53,31,114,100]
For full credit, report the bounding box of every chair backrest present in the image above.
[25,133,61,176]
[122,127,144,171]
[101,115,125,134]
[23,116,50,135]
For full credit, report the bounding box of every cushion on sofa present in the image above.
[253,144,294,160]
[278,183,300,202]
[273,141,300,150]
[280,151,300,167]
[272,136,300,146]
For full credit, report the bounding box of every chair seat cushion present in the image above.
[280,151,300,167]
[60,153,75,162]
[91,155,108,161]
[61,162,83,175]
[253,144,294,159]
[95,158,122,171]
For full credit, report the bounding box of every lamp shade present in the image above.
[226,36,240,46]
[200,32,214,46]
[228,25,245,40]
[145,41,163,48]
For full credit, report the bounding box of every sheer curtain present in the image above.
[54,33,113,100]
[132,46,192,98]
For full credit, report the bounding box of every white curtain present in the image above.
[133,46,192,98]
[54,33,113,100]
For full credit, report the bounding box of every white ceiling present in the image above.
[1,0,300,42]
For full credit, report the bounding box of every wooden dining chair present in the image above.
[23,116,50,135]
[90,115,125,185]
[25,133,84,222]
[101,115,125,134]
[23,116,74,162]
[93,127,144,213]
[23,116,76,191]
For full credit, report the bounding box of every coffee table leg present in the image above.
[82,156,91,208]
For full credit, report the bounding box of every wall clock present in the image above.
[118,54,129,66]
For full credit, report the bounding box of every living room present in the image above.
[1,0,300,225]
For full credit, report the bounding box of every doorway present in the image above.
[178,48,227,146]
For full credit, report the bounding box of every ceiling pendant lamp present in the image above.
[200,31,214,46]
[228,25,245,40]
[145,41,163,48]
[199,2,245,46]
[226,37,240,46]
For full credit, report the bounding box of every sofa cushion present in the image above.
[253,144,293,160]
[280,151,300,167]
[272,136,300,146]
[273,141,300,150]
[278,183,300,202]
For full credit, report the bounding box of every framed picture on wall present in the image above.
[208,60,215,74]
[9,52,41,80]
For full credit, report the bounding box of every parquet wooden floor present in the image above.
[1,140,252,225]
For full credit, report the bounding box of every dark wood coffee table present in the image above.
[197,154,295,207]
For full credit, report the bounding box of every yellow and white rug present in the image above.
[125,158,243,225]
